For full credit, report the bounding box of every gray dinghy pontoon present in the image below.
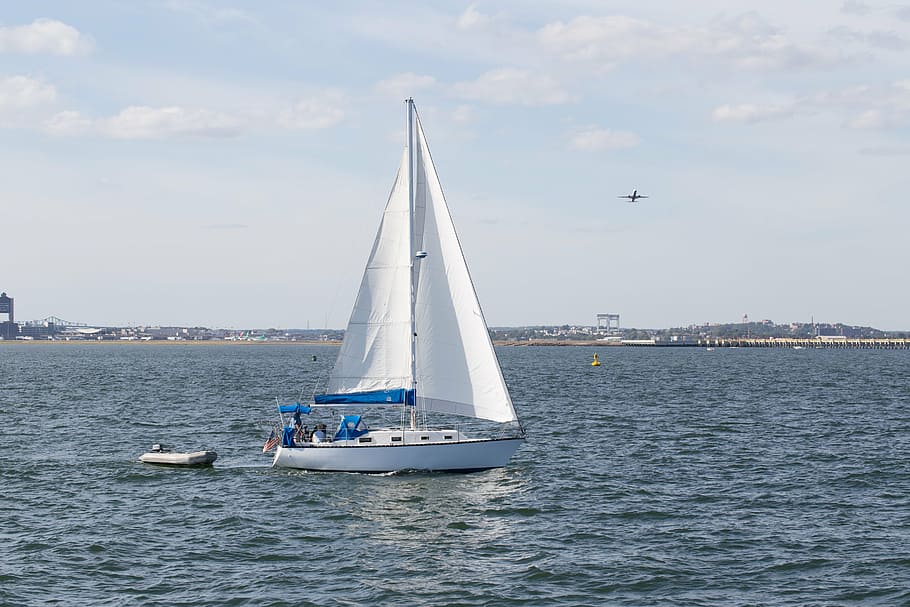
[139,444,217,466]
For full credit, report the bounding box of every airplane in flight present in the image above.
[618,189,648,202]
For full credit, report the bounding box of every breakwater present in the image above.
[494,338,910,349]
[635,338,910,349]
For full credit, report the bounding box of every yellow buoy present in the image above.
[591,353,601,366]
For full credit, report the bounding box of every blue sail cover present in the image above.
[314,389,414,405]
[278,402,312,414]
[281,425,296,447]
[334,415,369,441]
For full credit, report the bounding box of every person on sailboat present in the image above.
[311,424,326,443]
[286,409,304,444]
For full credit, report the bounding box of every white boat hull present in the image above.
[272,437,523,473]
[139,450,217,466]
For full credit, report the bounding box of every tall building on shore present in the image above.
[0,292,17,339]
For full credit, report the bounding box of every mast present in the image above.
[406,97,417,430]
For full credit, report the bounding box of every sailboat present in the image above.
[271,99,524,472]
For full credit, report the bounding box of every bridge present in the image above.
[21,316,90,328]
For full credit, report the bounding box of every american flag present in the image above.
[262,429,279,452]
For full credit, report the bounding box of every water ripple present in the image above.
[1,345,909,605]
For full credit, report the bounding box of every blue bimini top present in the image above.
[333,415,369,441]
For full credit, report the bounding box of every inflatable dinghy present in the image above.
[140,444,217,466]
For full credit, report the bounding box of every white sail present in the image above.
[324,147,413,396]
[319,103,517,424]
[412,115,518,424]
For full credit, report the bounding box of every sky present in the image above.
[2,1,909,330]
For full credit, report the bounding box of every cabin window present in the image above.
[444,435,453,440]
[391,436,402,442]
[358,437,372,443]
[421,436,429,441]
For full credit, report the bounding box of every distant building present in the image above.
[596,313,620,334]
[816,324,861,338]
[0,292,17,339]
[19,321,54,339]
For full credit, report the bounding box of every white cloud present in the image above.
[842,0,873,15]
[845,109,890,129]
[714,81,910,129]
[457,4,489,30]
[731,37,843,71]
[867,30,909,50]
[36,90,351,138]
[538,15,667,66]
[709,12,849,71]
[102,106,242,139]
[569,127,640,151]
[712,103,795,123]
[0,75,57,111]
[375,73,436,99]
[859,144,910,155]
[42,106,246,139]
[43,110,92,136]
[0,19,94,55]
[278,94,345,129]
[842,1,910,21]
[537,12,849,72]
[452,105,475,124]
[844,102,910,130]
[453,68,571,106]
[820,81,910,129]
[828,26,909,51]
[164,0,260,27]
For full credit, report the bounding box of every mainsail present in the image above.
[319,148,412,401]
[316,103,518,424]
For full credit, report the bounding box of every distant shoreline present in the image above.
[3,338,907,349]
[0,339,341,346]
[0,339,607,346]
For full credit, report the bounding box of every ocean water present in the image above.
[1,344,908,606]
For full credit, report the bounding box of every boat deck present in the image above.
[299,428,469,447]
